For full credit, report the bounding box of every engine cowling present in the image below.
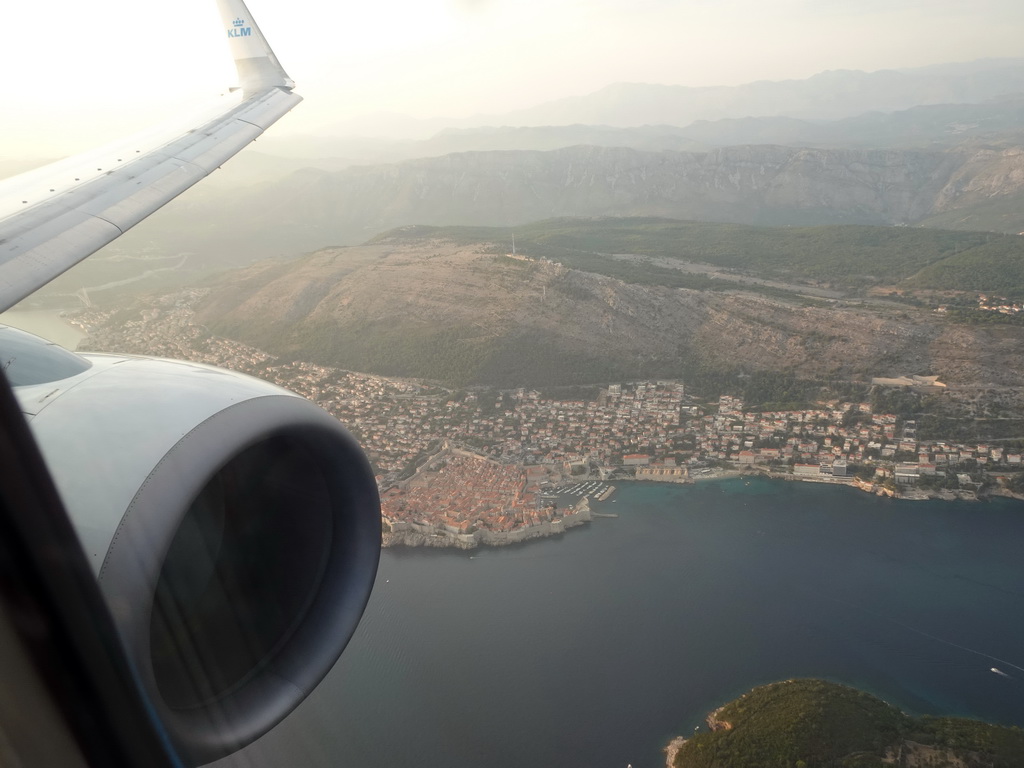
[3,326,381,766]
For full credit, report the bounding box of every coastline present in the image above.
[664,679,1024,768]
[773,469,1014,503]
[664,703,733,768]
[689,468,743,483]
[0,307,86,350]
[664,736,687,768]
[382,468,1023,552]
[639,465,1021,504]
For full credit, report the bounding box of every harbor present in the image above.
[543,480,616,504]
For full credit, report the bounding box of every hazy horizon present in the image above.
[4,0,1024,156]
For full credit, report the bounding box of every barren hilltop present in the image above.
[191,224,1024,392]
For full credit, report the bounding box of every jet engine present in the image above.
[3,326,381,766]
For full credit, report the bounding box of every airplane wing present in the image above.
[0,3,381,766]
[0,0,301,313]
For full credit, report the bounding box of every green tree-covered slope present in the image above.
[673,679,1024,768]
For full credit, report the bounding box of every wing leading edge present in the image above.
[0,0,301,313]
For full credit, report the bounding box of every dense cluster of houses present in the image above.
[699,395,1019,489]
[77,293,1023,515]
[381,452,539,534]
[380,450,590,545]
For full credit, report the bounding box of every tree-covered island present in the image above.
[668,679,1024,768]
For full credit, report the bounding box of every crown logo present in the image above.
[233,18,246,27]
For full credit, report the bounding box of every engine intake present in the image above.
[6,328,380,766]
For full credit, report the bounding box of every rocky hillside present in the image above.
[156,143,1024,263]
[70,130,1024,282]
[192,235,1024,388]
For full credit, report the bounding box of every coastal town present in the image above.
[73,290,1024,548]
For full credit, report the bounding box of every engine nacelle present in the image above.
[3,326,380,766]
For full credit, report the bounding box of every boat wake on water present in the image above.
[887,622,1024,677]
[831,597,1024,677]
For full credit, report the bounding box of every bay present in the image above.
[0,308,85,350]
[228,478,1024,768]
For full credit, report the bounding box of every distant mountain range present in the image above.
[679,96,1024,149]
[483,60,1024,129]
[292,59,1024,142]
[104,142,1024,268]
[252,96,1024,168]
[22,58,1024,297]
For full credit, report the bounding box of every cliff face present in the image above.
[96,139,1024,272]
[932,146,1024,210]
[229,144,1024,249]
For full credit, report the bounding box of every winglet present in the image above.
[215,0,296,95]
[0,0,302,313]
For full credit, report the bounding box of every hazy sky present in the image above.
[3,0,1024,156]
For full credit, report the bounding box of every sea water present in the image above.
[231,478,1024,768]
[0,309,85,350]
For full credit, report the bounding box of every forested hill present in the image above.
[673,679,1024,768]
